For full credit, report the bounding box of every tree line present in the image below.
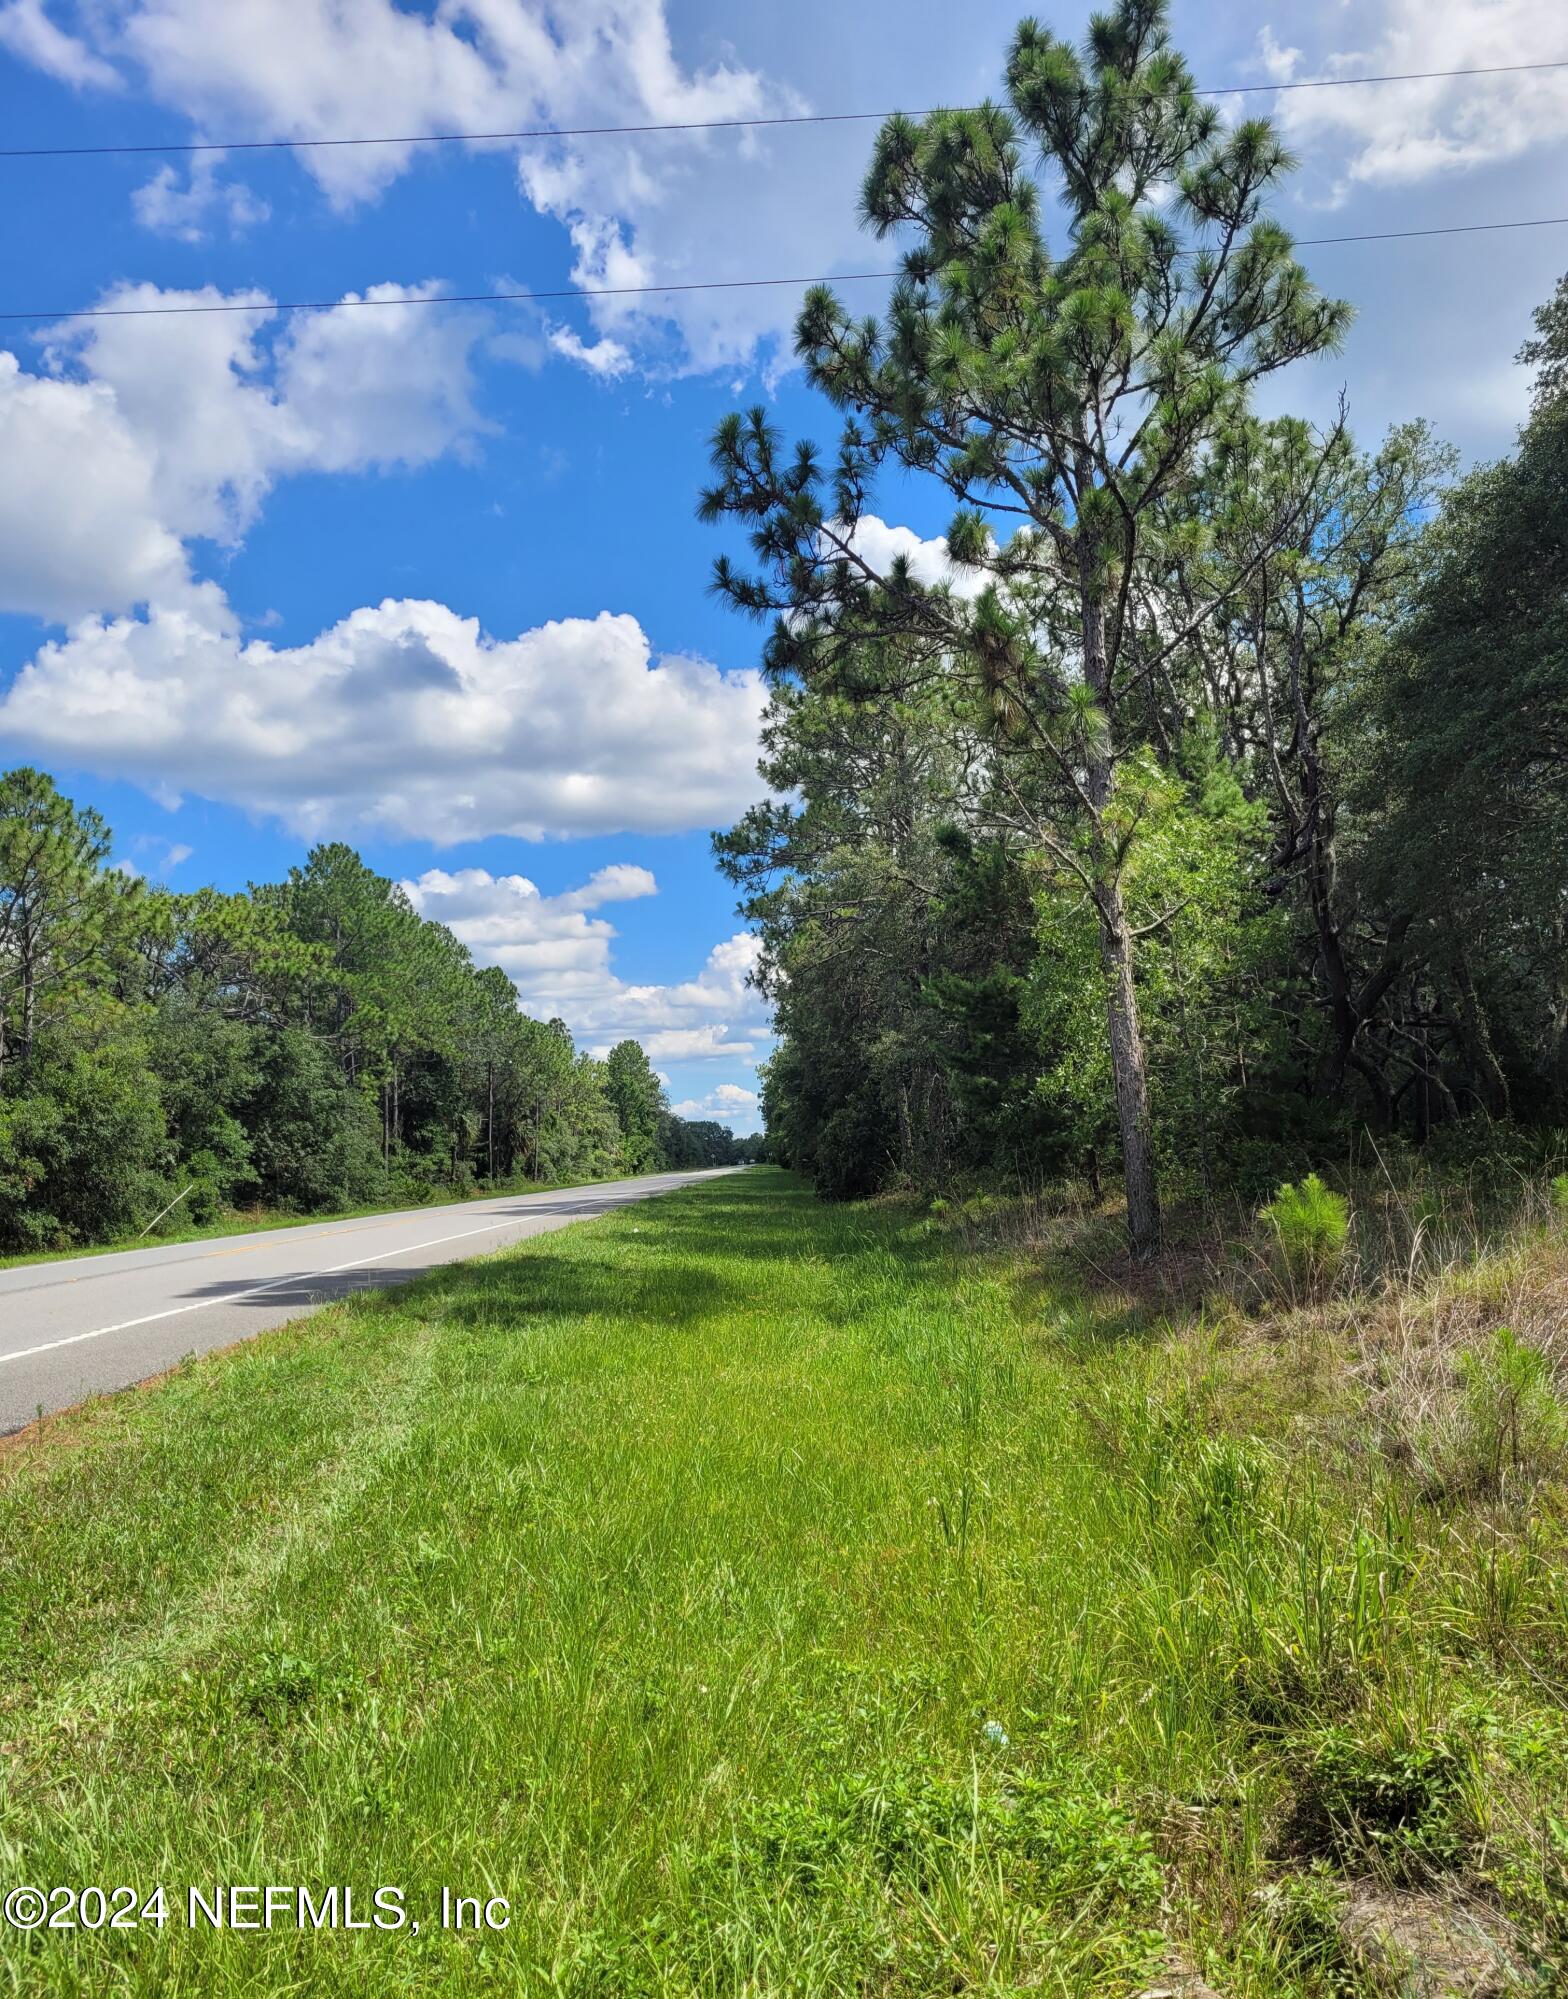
[0,773,762,1252]
[703,0,1568,1253]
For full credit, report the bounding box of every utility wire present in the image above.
[2,59,1566,160]
[2,214,1565,326]
[0,273,897,324]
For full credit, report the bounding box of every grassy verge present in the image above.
[0,1169,1562,1994]
[0,1172,617,1273]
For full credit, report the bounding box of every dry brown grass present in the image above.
[1343,1230,1568,1499]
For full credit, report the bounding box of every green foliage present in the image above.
[1552,1173,1568,1216]
[242,1027,385,1215]
[660,1115,758,1169]
[0,765,143,1071]
[603,1039,665,1174]
[1260,1174,1350,1288]
[1023,738,1287,1201]
[146,997,258,1222]
[704,0,1352,1252]
[595,1760,1166,1995]
[0,1024,169,1248]
[921,828,1077,1180]
[1285,1727,1467,1876]
[1365,357,1568,1129]
[717,679,1018,1198]
[703,13,1568,1211]
[1453,1327,1568,1498]
[1256,1868,1358,1992]
[0,773,720,1251]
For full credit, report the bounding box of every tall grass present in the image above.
[0,1171,1562,1992]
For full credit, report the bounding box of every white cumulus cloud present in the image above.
[44,282,492,549]
[400,864,769,1070]
[671,1081,759,1127]
[0,352,194,622]
[132,156,271,240]
[0,282,495,624]
[547,325,633,380]
[0,0,121,87]
[618,1025,761,1064]
[1254,1,1568,201]
[6,0,868,375]
[0,595,769,842]
[401,864,657,992]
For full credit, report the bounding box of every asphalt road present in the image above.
[0,1169,738,1435]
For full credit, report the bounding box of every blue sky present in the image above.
[1,0,1565,1128]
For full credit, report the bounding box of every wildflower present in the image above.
[982,1720,1010,1750]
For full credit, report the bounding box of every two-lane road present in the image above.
[0,1169,737,1434]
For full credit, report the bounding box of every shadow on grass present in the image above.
[987,1213,1191,1355]
[146,1178,762,1322]
[301,1171,819,1345]
[165,1170,1124,1380]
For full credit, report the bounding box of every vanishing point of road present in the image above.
[0,1169,738,1436]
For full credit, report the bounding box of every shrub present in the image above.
[1551,1172,1568,1216]
[1260,1173,1350,1291]
[0,1030,169,1249]
[1285,1727,1467,1877]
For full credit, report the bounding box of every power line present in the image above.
[2,59,1566,161]
[4,213,1566,326]
[0,274,897,324]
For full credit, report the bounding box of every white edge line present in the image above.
[0,1214,531,1368]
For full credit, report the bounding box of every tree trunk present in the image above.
[1451,945,1510,1119]
[1099,878,1161,1258]
[1078,505,1161,1260]
[19,907,38,1060]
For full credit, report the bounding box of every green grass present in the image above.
[0,1171,618,1273]
[0,1170,1563,1994]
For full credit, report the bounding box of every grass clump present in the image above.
[1455,1326,1568,1499]
[1398,1325,1568,1503]
[1256,1867,1361,1993]
[577,1759,1166,1996]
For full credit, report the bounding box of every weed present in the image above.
[237,1648,356,1722]
[1285,1726,1468,1877]
[1428,1327,1568,1501]
[1257,1866,1360,1993]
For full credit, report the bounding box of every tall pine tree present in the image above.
[702,0,1348,1253]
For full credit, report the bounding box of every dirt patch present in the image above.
[1135,1959,1224,1999]
[1339,1880,1526,1997]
